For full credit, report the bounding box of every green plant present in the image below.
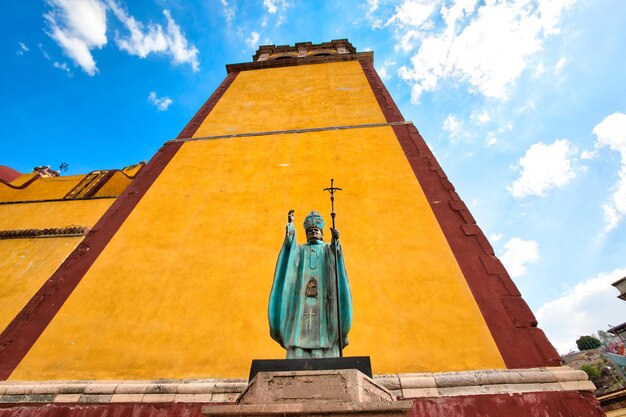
[580,364,601,379]
[576,335,602,351]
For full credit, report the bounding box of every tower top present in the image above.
[226,39,372,73]
[253,39,356,61]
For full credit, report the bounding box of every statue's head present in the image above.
[303,210,324,242]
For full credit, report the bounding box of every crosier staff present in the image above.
[323,178,343,357]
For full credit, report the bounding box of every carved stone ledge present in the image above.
[0,226,89,240]
[0,367,593,404]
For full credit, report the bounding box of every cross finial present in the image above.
[323,178,342,198]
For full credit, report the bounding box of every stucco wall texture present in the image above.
[0,175,85,202]
[0,199,114,340]
[9,61,506,380]
[192,61,386,137]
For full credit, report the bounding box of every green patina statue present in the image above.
[269,210,352,358]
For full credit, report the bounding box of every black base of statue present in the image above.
[248,356,372,382]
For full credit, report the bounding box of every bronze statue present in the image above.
[268,210,352,358]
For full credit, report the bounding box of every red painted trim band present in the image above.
[359,60,560,368]
[177,71,239,139]
[0,391,605,416]
[408,390,605,417]
[359,59,404,123]
[0,174,40,190]
[0,72,238,380]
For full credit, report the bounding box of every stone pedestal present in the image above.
[202,370,413,416]
[248,356,373,381]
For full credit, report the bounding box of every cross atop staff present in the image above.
[323,178,344,357]
[323,178,342,231]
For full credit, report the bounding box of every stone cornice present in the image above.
[0,227,89,240]
[226,52,373,73]
[0,367,593,404]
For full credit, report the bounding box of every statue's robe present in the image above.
[269,223,352,357]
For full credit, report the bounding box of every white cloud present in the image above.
[489,233,502,242]
[147,91,173,111]
[263,0,289,14]
[44,0,108,76]
[39,44,52,60]
[53,61,72,75]
[440,0,477,27]
[377,60,396,81]
[263,0,278,14]
[486,131,497,146]
[385,0,437,29]
[592,112,626,231]
[498,121,513,132]
[396,29,421,52]
[442,114,464,139]
[593,112,626,157]
[245,31,260,49]
[537,0,575,35]
[500,237,539,278]
[366,0,383,28]
[43,0,199,74]
[17,41,29,56]
[378,66,390,81]
[108,3,199,71]
[535,267,626,353]
[533,62,545,78]
[555,56,566,74]
[262,0,289,26]
[471,109,491,124]
[219,0,236,22]
[162,11,199,70]
[391,0,574,103]
[508,139,578,198]
[580,149,597,160]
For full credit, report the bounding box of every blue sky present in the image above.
[2,0,625,353]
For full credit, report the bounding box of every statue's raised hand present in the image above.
[331,228,340,240]
[286,210,295,236]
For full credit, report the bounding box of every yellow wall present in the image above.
[0,237,83,332]
[0,199,114,335]
[0,175,84,202]
[5,173,38,187]
[122,163,145,178]
[192,61,386,138]
[94,172,132,197]
[0,199,115,231]
[12,127,505,380]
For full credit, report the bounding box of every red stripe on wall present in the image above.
[177,71,239,139]
[359,60,404,123]
[0,391,604,417]
[359,59,560,368]
[408,390,605,417]
[0,72,239,380]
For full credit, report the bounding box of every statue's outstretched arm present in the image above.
[286,209,295,238]
[269,210,298,346]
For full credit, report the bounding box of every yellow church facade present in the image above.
[0,40,605,417]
